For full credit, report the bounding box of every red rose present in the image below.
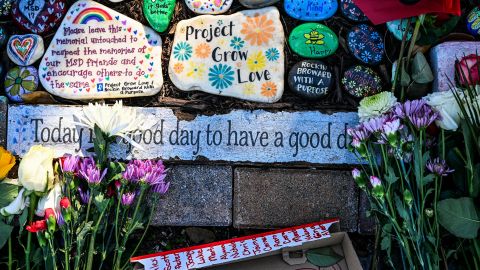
[60,197,71,209]
[26,220,47,233]
[44,208,56,220]
[456,54,480,86]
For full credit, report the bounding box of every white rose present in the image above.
[35,183,62,217]
[18,145,54,192]
[424,90,461,131]
[0,188,29,216]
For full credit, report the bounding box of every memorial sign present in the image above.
[7,105,361,165]
[39,0,163,100]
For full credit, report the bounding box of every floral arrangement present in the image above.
[0,101,170,270]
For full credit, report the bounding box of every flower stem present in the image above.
[85,206,108,270]
[8,236,12,270]
[25,193,38,270]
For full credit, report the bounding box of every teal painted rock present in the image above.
[143,0,176,32]
[289,23,338,59]
[387,18,415,41]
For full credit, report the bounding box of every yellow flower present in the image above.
[0,147,15,179]
[243,83,256,96]
[186,62,206,79]
[247,51,266,72]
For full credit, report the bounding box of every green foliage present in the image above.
[0,221,13,249]
[438,197,480,239]
[0,183,19,209]
[306,247,344,267]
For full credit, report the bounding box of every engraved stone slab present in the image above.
[39,0,163,100]
[168,7,285,103]
[7,105,360,165]
[185,0,233,14]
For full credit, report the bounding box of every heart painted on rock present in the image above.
[12,38,33,60]
[19,0,45,24]
[7,34,44,66]
[12,0,67,35]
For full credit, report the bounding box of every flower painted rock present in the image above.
[7,34,44,66]
[185,0,233,14]
[168,7,285,103]
[239,0,279,8]
[143,0,176,33]
[284,0,337,21]
[5,66,39,102]
[0,0,13,17]
[467,6,480,36]
[11,0,67,35]
[387,18,415,41]
[288,60,333,99]
[342,65,382,98]
[340,0,368,22]
[347,24,384,65]
[289,23,338,59]
[39,0,163,100]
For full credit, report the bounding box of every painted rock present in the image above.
[11,0,67,35]
[168,7,285,103]
[0,26,7,47]
[4,66,39,102]
[289,23,338,59]
[387,18,415,41]
[467,6,480,36]
[347,24,384,65]
[341,65,382,98]
[185,0,233,14]
[239,0,279,8]
[0,0,13,17]
[288,60,333,99]
[7,34,44,66]
[284,0,337,21]
[143,0,176,33]
[340,0,368,22]
[39,0,163,100]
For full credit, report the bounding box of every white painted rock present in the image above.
[168,7,285,103]
[39,0,163,100]
[185,0,233,14]
[7,34,44,66]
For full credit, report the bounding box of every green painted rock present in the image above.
[143,0,176,33]
[288,23,338,59]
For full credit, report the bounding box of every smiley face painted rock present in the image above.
[347,24,384,65]
[289,23,338,59]
[5,66,39,102]
[39,0,163,100]
[169,7,285,103]
[284,0,337,21]
[11,0,67,35]
[7,34,44,66]
[185,0,233,14]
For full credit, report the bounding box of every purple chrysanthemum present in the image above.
[152,182,170,195]
[121,192,136,206]
[60,154,80,173]
[394,100,439,129]
[426,158,454,176]
[347,124,370,141]
[78,157,107,185]
[123,160,167,186]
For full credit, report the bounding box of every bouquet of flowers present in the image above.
[0,101,170,270]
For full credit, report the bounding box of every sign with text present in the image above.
[7,105,360,164]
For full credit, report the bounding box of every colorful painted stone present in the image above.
[284,0,337,21]
[0,0,13,17]
[4,66,39,102]
[168,7,285,103]
[341,65,382,98]
[288,60,332,99]
[0,26,7,47]
[39,0,163,100]
[7,34,44,66]
[467,6,480,36]
[347,24,384,65]
[11,0,67,35]
[289,23,338,59]
[185,0,233,14]
[340,0,368,22]
[387,18,415,41]
[143,0,176,32]
[239,0,279,8]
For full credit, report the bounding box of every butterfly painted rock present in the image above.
[7,34,44,66]
[185,0,233,14]
[11,0,67,35]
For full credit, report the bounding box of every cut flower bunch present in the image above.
[0,101,170,270]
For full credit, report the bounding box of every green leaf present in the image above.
[394,195,409,220]
[411,52,434,84]
[472,164,480,197]
[438,197,480,239]
[76,221,93,253]
[94,193,110,213]
[0,183,19,209]
[380,235,391,252]
[385,165,398,184]
[306,247,344,267]
[17,208,28,236]
[400,61,411,87]
[0,220,14,249]
[422,174,435,186]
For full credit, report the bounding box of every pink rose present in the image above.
[456,54,480,86]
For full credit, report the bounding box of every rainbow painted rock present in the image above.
[289,23,338,59]
[467,6,480,36]
[7,34,44,66]
[39,0,163,100]
[284,0,337,21]
[168,7,285,103]
[5,66,39,102]
[342,65,382,98]
[185,0,233,14]
[143,0,176,32]
[11,0,67,35]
